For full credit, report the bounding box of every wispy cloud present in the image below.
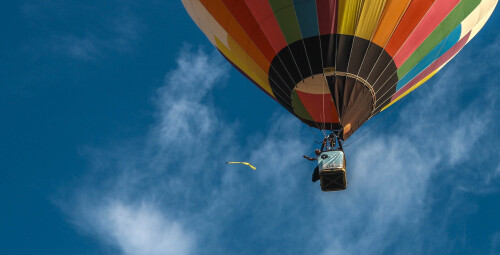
[79,201,195,255]
[22,1,141,60]
[312,37,500,254]
[52,14,141,60]
[64,38,500,255]
[63,47,231,254]
[154,47,230,150]
[53,34,101,61]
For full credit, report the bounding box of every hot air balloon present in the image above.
[182,0,497,191]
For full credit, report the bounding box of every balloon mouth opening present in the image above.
[291,75,341,126]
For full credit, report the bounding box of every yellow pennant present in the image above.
[226,162,256,170]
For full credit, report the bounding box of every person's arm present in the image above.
[303,155,317,161]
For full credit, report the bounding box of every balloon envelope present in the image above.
[182,0,497,139]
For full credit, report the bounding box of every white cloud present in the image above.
[24,1,142,60]
[65,46,237,255]
[92,202,194,255]
[154,47,229,150]
[65,37,500,255]
[54,35,101,60]
[53,16,140,60]
[312,37,500,254]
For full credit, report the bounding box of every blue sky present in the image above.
[1,1,500,255]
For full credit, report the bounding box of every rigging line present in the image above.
[369,0,451,90]
[372,38,464,113]
[333,0,343,76]
[285,42,305,82]
[371,2,467,115]
[269,2,309,83]
[371,1,467,104]
[311,0,329,132]
[268,32,301,90]
[329,0,342,73]
[344,0,368,70]
[372,52,460,115]
[267,64,299,97]
[310,105,324,132]
[275,52,299,91]
[230,4,297,99]
[301,40,314,79]
[268,66,295,95]
[289,3,328,129]
[236,35,295,101]
[266,4,319,129]
[312,113,325,132]
[289,1,314,79]
[269,52,304,97]
[329,0,367,131]
[334,0,367,114]
[343,97,404,147]
[276,2,321,129]
[353,0,391,79]
[314,0,326,75]
[260,3,307,89]
[371,2,444,88]
[237,21,294,96]
[271,88,295,109]
[331,0,344,129]
[347,0,390,111]
[221,47,294,109]
[373,2,467,99]
[279,46,306,99]
[372,53,466,113]
[307,76,328,132]
[215,49,294,110]
[322,70,326,132]
[292,1,330,131]
[241,65,296,111]
[363,0,414,97]
[345,0,384,75]
[287,47,305,81]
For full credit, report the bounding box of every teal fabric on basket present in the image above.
[318,151,344,171]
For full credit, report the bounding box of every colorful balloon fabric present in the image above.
[182,0,497,139]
